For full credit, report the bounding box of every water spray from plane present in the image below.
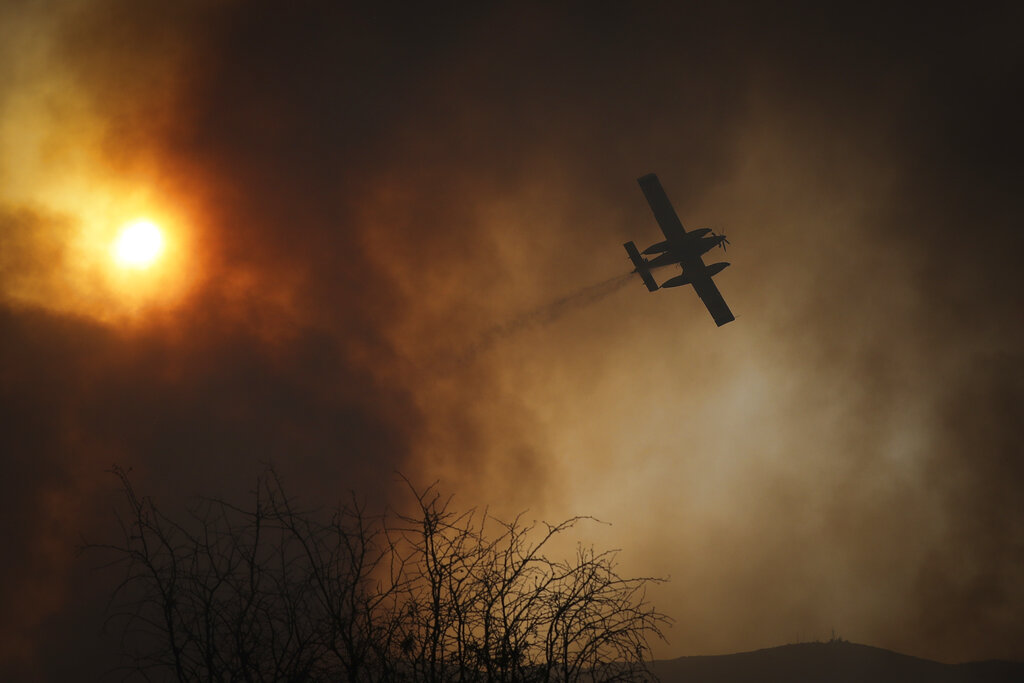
[454,271,633,364]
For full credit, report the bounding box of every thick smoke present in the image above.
[1,2,1022,680]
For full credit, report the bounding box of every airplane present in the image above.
[624,173,735,326]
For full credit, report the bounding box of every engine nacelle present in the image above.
[661,261,730,288]
[706,261,730,277]
[642,240,670,255]
[661,274,691,288]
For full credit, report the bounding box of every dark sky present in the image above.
[1,2,1022,679]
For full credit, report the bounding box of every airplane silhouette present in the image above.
[624,173,735,326]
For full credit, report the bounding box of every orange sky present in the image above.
[2,2,1022,679]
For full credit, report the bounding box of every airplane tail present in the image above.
[623,241,659,292]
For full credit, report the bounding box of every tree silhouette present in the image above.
[94,468,668,682]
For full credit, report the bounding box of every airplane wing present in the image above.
[690,275,735,326]
[637,173,687,241]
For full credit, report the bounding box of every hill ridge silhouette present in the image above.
[650,640,1024,683]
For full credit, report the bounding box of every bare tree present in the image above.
[93,469,669,682]
[386,480,668,683]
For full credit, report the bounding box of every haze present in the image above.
[1,3,1021,680]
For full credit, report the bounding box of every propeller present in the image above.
[711,230,730,253]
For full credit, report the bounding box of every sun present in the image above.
[113,219,165,268]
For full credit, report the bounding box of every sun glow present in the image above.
[0,17,198,325]
[113,219,165,268]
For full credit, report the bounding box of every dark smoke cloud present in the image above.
[1,1,1022,679]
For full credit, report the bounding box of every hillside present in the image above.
[650,641,1024,683]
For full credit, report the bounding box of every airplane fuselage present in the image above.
[643,234,727,270]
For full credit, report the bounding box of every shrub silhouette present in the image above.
[94,468,668,682]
